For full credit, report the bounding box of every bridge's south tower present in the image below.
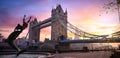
[29,19,40,43]
[51,4,67,41]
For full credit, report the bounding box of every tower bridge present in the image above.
[29,5,67,43]
[28,4,120,44]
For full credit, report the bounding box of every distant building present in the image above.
[15,37,28,48]
[0,33,5,42]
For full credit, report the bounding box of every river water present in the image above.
[0,54,48,58]
[0,51,112,58]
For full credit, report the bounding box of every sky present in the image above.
[0,0,119,41]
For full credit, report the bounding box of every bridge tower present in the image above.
[29,18,40,43]
[51,4,67,41]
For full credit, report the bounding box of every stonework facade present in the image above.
[29,19,40,43]
[29,5,67,42]
[51,4,67,41]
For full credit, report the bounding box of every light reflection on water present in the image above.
[0,51,112,58]
[0,54,47,58]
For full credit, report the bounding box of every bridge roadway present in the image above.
[59,38,120,44]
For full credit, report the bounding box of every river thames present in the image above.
[0,51,112,58]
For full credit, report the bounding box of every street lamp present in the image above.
[117,0,120,22]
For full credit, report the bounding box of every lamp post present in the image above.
[117,0,120,22]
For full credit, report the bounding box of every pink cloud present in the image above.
[0,29,11,32]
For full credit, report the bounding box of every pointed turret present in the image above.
[52,7,54,13]
[56,4,63,13]
[34,18,37,22]
[33,18,38,24]
[64,8,67,15]
[51,4,65,17]
[56,4,62,10]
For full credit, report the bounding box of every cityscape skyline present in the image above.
[0,0,119,41]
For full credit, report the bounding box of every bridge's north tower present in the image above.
[51,5,67,41]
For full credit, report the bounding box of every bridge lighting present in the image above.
[80,37,90,40]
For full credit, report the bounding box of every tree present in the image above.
[103,0,120,22]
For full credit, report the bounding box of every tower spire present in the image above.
[65,8,67,15]
[56,4,63,13]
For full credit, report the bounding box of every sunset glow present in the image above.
[0,0,120,41]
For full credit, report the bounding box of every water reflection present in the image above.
[0,51,112,58]
[0,54,47,58]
